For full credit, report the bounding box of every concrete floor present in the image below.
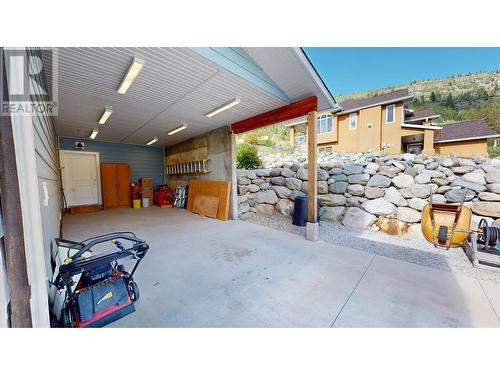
[62,207,500,327]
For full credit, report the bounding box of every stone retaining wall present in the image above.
[237,153,500,236]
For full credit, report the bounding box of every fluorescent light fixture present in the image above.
[205,98,240,118]
[147,137,158,146]
[98,106,113,124]
[117,57,145,94]
[90,129,99,139]
[168,123,187,136]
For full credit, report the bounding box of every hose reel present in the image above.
[477,219,500,251]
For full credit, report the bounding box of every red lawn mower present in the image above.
[53,232,149,328]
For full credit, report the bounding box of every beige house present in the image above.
[289,89,497,156]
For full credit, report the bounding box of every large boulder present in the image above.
[255,190,279,204]
[285,177,302,190]
[471,202,500,218]
[408,197,428,211]
[246,184,260,193]
[485,172,500,184]
[404,166,419,177]
[280,168,294,178]
[463,172,486,185]
[444,188,474,203]
[451,178,486,193]
[246,170,257,179]
[317,169,330,181]
[255,169,271,177]
[330,181,348,194]
[347,173,370,185]
[343,164,364,175]
[238,201,250,215]
[414,173,431,184]
[384,187,407,206]
[296,167,308,180]
[410,184,433,198]
[379,166,400,178]
[362,198,397,216]
[425,161,439,170]
[421,169,446,179]
[271,186,292,199]
[347,184,365,196]
[270,176,286,186]
[270,168,282,177]
[342,207,377,228]
[364,162,380,174]
[275,199,294,216]
[319,207,345,223]
[478,192,500,201]
[328,167,343,175]
[317,181,329,194]
[397,207,421,223]
[367,174,392,188]
[365,186,384,199]
[392,174,414,188]
[487,183,500,194]
[452,166,475,174]
[438,157,454,167]
[431,194,446,203]
[237,177,251,185]
[458,158,476,167]
[328,174,347,183]
[255,203,275,215]
[318,194,346,207]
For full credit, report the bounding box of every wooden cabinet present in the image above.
[100,163,131,209]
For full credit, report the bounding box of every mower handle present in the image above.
[70,232,147,262]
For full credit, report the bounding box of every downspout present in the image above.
[0,48,33,327]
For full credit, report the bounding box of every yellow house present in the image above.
[289,89,498,156]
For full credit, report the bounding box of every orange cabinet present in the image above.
[100,163,131,208]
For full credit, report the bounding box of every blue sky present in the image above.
[303,48,500,96]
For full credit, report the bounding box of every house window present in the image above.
[349,113,357,130]
[316,114,333,134]
[318,145,333,154]
[386,104,395,123]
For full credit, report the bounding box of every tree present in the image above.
[430,91,436,102]
[444,93,454,108]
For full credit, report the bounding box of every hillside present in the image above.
[338,71,500,136]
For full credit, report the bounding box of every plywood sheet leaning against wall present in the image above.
[187,180,231,221]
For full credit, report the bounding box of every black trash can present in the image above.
[292,195,321,227]
[292,195,308,226]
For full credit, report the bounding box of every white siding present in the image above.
[31,49,61,280]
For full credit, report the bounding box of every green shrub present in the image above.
[488,146,500,158]
[236,143,261,169]
[257,138,275,147]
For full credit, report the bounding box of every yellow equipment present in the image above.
[421,189,472,249]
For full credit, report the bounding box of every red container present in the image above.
[154,187,174,207]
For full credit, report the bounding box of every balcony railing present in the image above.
[295,135,307,144]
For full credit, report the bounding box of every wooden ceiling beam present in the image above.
[230,96,317,134]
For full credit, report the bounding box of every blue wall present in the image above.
[59,137,165,187]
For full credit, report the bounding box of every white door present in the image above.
[60,151,101,207]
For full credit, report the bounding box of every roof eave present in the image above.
[293,48,338,109]
[338,95,413,114]
[434,134,500,144]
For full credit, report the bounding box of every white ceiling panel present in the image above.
[44,47,334,146]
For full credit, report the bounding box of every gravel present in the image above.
[241,213,500,283]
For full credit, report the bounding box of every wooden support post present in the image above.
[0,48,33,327]
[306,111,319,241]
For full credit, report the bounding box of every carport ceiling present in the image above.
[43,47,334,146]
